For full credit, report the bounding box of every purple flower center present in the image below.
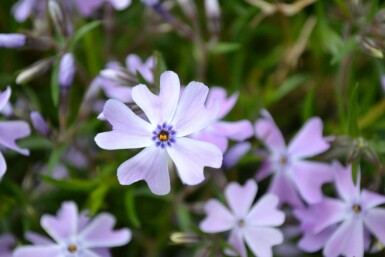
[237,219,245,228]
[67,244,77,253]
[352,204,362,213]
[152,122,176,148]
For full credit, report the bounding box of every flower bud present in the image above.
[170,232,201,244]
[0,33,26,48]
[204,0,221,34]
[30,111,50,136]
[48,0,68,37]
[16,58,53,85]
[59,53,76,89]
[100,68,132,83]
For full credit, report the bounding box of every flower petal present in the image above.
[0,87,11,112]
[268,172,304,208]
[92,248,111,257]
[117,145,170,195]
[287,117,329,158]
[190,129,228,153]
[40,201,78,242]
[223,142,251,169]
[0,121,30,155]
[200,199,234,233]
[12,0,34,22]
[131,71,180,125]
[13,245,62,257]
[0,151,6,179]
[333,161,356,202]
[171,81,217,137]
[246,194,285,226]
[361,190,385,210]
[80,213,131,248]
[323,217,364,257]
[167,137,222,185]
[212,120,254,141]
[243,227,283,257]
[255,110,286,153]
[206,87,238,119]
[255,160,274,181]
[364,208,385,245]
[108,0,131,10]
[225,180,257,218]
[290,161,333,204]
[298,225,336,253]
[25,232,54,245]
[81,249,104,257]
[224,229,247,257]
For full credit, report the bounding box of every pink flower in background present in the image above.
[95,71,222,195]
[255,110,332,207]
[190,87,253,153]
[223,142,251,169]
[0,87,30,179]
[0,234,15,257]
[14,201,131,257]
[200,180,285,257]
[295,162,385,257]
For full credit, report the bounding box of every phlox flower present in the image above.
[0,87,30,179]
[190,87,253,153]
[295,162,385,257]
[200,179,285,257]
[255,110,332,207]
[0,234,15,257]
[95,71,222,195]
[14,201,131,257]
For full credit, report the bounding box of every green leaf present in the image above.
[124,189,141,228]
[46,144,67,175]
[51,57,60,107]
[40,176,98,191]
[347,84,360,137]
[18,136,52,150]
[330,38,357,65]
[209,42,241,54]
[266,74,308,104]
[68,20,102,51]
[85,184,109,215]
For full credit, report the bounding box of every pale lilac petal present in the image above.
[323,217,364,257]
[80,249,103,257]
[361,190,385,210]
[0,87,11,112]
[268,172,304,208]
[223,142,251,169]
[298,198,346,234]
[290,161,333,204]
[199,199,235,233]
[102,84,132,103]
[131,71,180,125]
[255,110,286,152]
[59,53,75,88]
[298,225,336,252]
[117,145,170,195]
[255,160,274,181]
[225,229,247,257]
[92,248,111,257]
[191,130,228,153]
[243,227,283,257]
[167,137,222,185]
[25,232,54,245]
[171,82,217,137]
[0,121,30,155]
[126,54,143,74]
[80,213,131,248]
[212,120,254,141]
[0,234,15,257]
[0,151,6,179]
[126,55,154,83]
[41,201,78,242]
[333,162,356,202]
[246,194,285,226]
[12,0,35,22]
[13,245,62,257]
[364,208,385,245]
[206,87,238,119]
[95,99,153,149]
[108,0,131,10]
[75,0,104,17]
[225,180,257,218]
[288,117,329,158]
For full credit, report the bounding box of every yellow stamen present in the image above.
[158,131,169,141]
[68,244,77,253]
[352,204,361,213]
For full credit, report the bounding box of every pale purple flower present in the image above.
[125,54,155,84]
[14,201,131,257]
[200,179,285,257]
[75,0,132,17]
[30,111,50,136]
[95,71,222,195]
[0,234,15,257]
[141,0,159,7]
[59,53,76,89]
[223,142,251,169]
[295,162,385,257]
[255,110,332,207]
[0,34,26,48]
[0,87,30,179]
[190,87,253,153]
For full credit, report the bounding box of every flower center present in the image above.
[152,122,176,148]
[237,219,245,228]
[67,244,77,253]
[352,204,362,213]
[280,155,288,166]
